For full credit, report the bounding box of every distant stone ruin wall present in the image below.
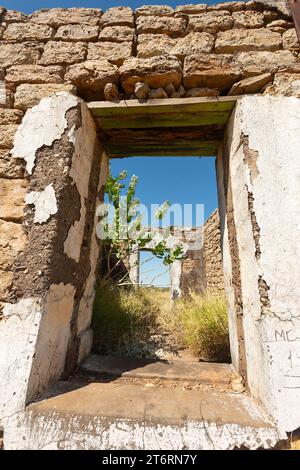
[203,209,225,293]
[0,1,299,111]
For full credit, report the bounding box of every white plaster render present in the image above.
[4,411,280,450]
[11,92,78,174]
[64,102,98,262]
[226,95,300,433]
[26,283,75,401]
[0,298,43,427]
[25,184,58,223]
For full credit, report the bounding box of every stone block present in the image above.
[29,8,101,26]
[188,11,233,33]
[228,73,272,95]
[0,149,24,179]
[0,82,14,109]
[0,125,18,149]
[0,178,27,221]
[237,50,300,76]
[183,54,241,90]
[120,56,182,94]
[215,29,282,53]
[136,5,175,16]
[0,109,23,124]
[65,61,118,100]
[5,65,64,86]
[232,11,264,28]
[264,72,300,97]
[136,15,186,36]
[14,83,77,111]
[100,7,134,28]
[55,24,99,41]
[0,42,40,69]
[3,23,54,41]
[99,26,135,43]
[137,34,175,58]
[87,42,132,66]
[1,9,27,23]
[0,220,27,270]
[39,41,87,65]
[283,29,300,50]
[0,270,13,301]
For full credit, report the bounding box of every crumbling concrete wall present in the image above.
[0,92,107,427]
[218,94,300,434]
[0,2,299,109]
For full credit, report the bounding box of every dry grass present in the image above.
[92,283,230,362]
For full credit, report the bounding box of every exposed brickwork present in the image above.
[203,209,225,293]
[0,2,298,106]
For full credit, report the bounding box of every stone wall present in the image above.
[0,1,299,110]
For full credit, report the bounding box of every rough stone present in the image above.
[0,109,23,124]
[65,61,118,100]
[137,34,175,58]
[1,9,28,23]
[99,26,135,43]
[0,124,18,149]
[188,11,234,33]
[283,29,300,50]
[0,220,27,270]
[100,7,134,28]
[208,2,245,12]
[215,29,282,53]
[5,65,64,86]
[39,41,87,65]
[164,82,176,96]
[87,41,132,66]
[3,22,54,41]
[237,50,300,76]
[232,11,264,28]
[228,73,272,95]
[0,149,24,179]
[175,4,207,14]
[29,8,101,27]
[0,42,40,69]
[148,87,168,99]
[136,15,186,36]
[0,82,14,108]
[134,81,150,99]
[249,1,292,19]
[184,87,219,97]
[183,54,241,90]
[264,72,300,98]
[103,83,120,101]
[0,271,13,301]
[136,5,175,16]
[14,83,77,111]
[55,24,99,41]
[171,84,185,97]
[120,56,182,94]
[172,32,215,58]
[0,178,27,221]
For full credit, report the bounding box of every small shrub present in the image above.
[176,292,230,363]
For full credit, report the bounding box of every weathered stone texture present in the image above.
[264,72,300,97]
[39,41,87,65]
[14,83,77,111]
[175,4,207,14]
[136,15,186,36]
[100,7,134,28]
[3,23,54,41]
[87,42,132,66]
[0,178,27,221]
[0,43,40,69]
[237,50,300,76]
[0,149,24,179]
[228,73,272,95]
[188,11,233,33]
[65,61,118,100]
[283,29,300,50]
[0,82,14,108]
[1,9,28,23]
[29,8,101,26]
[232,11,264,28]
[5,65,64,86]
[120,56,182,94]
[99,26,135,43]
[215,29,282,53]
[0,125,18,149]
[208,1,245,12]
[136,5,175,16]
[0,220,27,270]
[183,54,241,90]
[55,24,99,41]
[203,210,224,293]
[0,109,23,125]
[137,32,214,58]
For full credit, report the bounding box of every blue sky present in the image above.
[5,1,225,14]
[7,0,223,285]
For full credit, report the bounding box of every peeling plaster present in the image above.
[25,184,58,224]
[11,92,78,174]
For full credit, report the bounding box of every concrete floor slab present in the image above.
[81,354,234,385]
[4,379,281,450]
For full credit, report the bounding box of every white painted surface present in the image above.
[225,96,300,433]
[25,184,58,223]
[11,92,78,174]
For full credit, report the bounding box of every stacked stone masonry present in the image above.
[0,1,299,108]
